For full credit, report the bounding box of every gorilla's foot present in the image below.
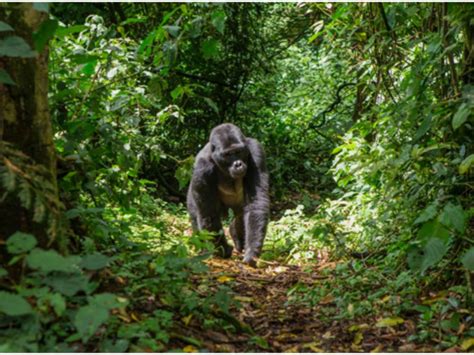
[215,242,233,259]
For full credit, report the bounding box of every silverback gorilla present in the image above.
[187,123,270,266]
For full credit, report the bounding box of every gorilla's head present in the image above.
[210,123,249,179]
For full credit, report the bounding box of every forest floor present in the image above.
[168,256,445,353]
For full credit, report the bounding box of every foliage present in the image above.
[1,2,473,352]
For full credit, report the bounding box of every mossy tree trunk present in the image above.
[0,4,65,255]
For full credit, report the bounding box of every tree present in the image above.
[0,3,64,257]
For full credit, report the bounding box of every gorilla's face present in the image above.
[210,124,249,179]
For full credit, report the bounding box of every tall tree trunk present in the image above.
[0,4,65,254]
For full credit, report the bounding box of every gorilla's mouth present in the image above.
[230,167,247,179]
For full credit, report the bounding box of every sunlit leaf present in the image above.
[461,338,474,351]
[452,103,470,130]
[33,19,58,52]
[376,316,404,327]
[459,154,474,175]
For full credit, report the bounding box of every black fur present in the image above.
[187,123,270,265]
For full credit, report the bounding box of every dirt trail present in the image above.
[176,258,430,352]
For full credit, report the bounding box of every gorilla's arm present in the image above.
[190,145,221,232]
[243,138,270,264]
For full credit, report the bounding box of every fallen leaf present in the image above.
[130,312,140,322]
[182,314,193,326]
[381,295,391,303]
[217,275,234,283]
[322,331,333,339]
[348,323,369,332]
[461,337,474,351]
[183,345,198,353]
[370,344,384,353]
[399,343,416,352]
[353,332,363,345]
[303,342,323,352]
[234,296,253,302]
[376,316,404,328]
[284,345,300,353]
[319,295,334,305]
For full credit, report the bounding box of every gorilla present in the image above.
[187,123,270,266]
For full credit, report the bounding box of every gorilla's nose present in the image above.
[234,160,243,169]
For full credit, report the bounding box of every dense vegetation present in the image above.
[0,2,473,352]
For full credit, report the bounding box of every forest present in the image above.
[0,2,473,352]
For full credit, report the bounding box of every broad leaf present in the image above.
[414,204,437,225]
[55,25,87,38]
[201,39,219,59]
[44,273,90,296]
[0,291,33,316]
[439,203,466,234]
[33,3,49,13]
[80,253,110,270]
[211,10,226,34]
[452,103,470,130]
[421,237,448,272]
[459,154,474,175]
[0,36,37,57]
[6,232,37,254]
[417,220,450,242]
[27,248,78,273]
[0,268,7,278]
[0,69,16,85]
[74,304,109,341]
[90,293,125,310]
[33,19,58,52]
[461,247,474,271]
[0,21,13,32]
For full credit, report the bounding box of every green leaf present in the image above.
[0,291,33,316]
[417,220,450,242]
[74,304,109,341]
[461,247,474,271]
[44,273,90,296]
[0,21,13,32]
[163,25,180,38]
[211,10,226,34]
[100,339,130,352]
[55,25,87,38]
[33,3,49,13]
[459,154,474,175]
[27,249,79,273]
[0,36,37,58]
[421,237,448,272]
[79,253,110,270]
[33,19,58,52]
[452,103,471,130]
[6,232,37,254]
[203,97,219,114]
[414,204,437,224]
[201,38,219,59]
[47,293,66,316]
[0,267,7,278]
[439,203,466,233]
[90,293,124,310]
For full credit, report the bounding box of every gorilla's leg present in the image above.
[243,209,268,265]
[229,214,245,253]
[198,215,233,258]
